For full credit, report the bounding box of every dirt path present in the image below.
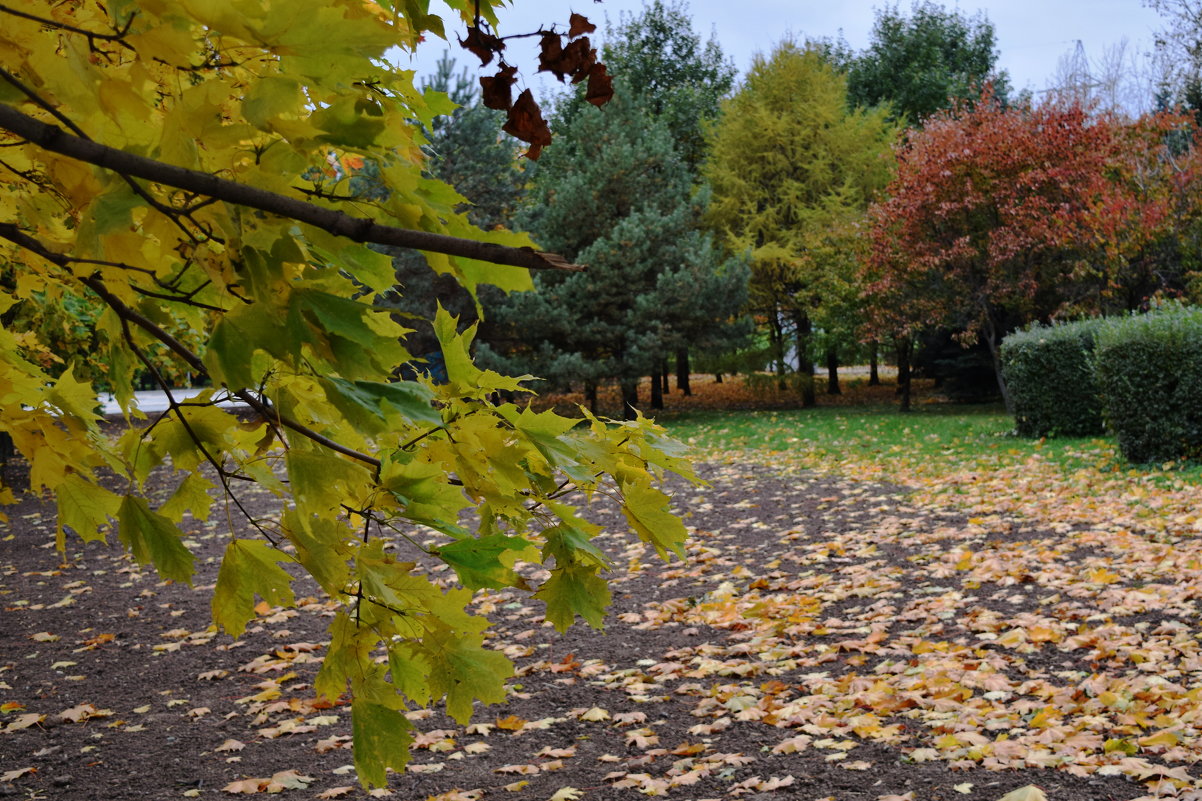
[0,458,1192,801]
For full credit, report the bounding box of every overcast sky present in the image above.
[404,1,1167,99]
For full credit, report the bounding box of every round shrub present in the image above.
[1001,318,1107,438]
[1094,305,1202,463]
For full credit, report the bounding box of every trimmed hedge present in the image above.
[1094,305,1202,464]
[1001,318,1107,438]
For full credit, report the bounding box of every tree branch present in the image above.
[0,69,219,245]
[0,4,135,51]
[0,222,385,470]
[0,103,583,273]
[232,389,382,469]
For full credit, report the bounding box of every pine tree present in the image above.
[602,0,742,395]
[481,82,747,416]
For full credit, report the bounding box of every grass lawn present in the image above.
[655,376,1202,541]
[667,401,1115,477]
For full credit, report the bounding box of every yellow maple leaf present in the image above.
[1139,730,1179,749]
[579,706,610,722]
[1086,567,1121,584]
[495,715,527,731]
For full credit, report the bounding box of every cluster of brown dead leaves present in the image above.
[461,12,612,159]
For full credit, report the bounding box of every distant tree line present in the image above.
[371,0,1202,415]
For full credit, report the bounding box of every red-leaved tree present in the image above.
[862,93,1190,409]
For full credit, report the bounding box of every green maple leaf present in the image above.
[438,534,538,590]
[319,376,440,434]
[352,699,413,789]
[203,317,260,391]
[499,405,596,481]
[379,450,471,533]
[158,472,215,523]
[291,288,404,370]
[56,474,120,544]
[87,181,142,235]
[212,540,297,638]
[283,510,353,596]
[315,611,381,705]
[387,642,433,707]
[621,479,687,560]
[149,401,237,472]
[541,521,608,567]
[534,560,611,631]
[287,449,373,517]
[117,496,194,584]
[433,306,528,394]
[241,76,305,131]
[423,627,512,723]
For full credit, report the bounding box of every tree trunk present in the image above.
[794,311,815,408]
[650,370,664,410]
[714,373,723,384]
[621,379,639,421]
[826,345,841,395]
[982,315,1013,413]
[895,337,912,413]
[661,357,671,396]
[868,341,880,386]
[675,347,692,396]
[585,380,598,416]
[769,312,786,390]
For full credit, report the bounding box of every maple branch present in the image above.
[231,389,382,469]
[128,284,226,312]
[0,70,218,245]
[0,223,159,279]
[0,103,583,273]
[120,321,280,546]
[0,4,136,52]
[0,223,386,471]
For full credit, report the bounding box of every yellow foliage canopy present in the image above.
[0,0,691,786]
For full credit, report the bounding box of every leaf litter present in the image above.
[2,383,1202,800]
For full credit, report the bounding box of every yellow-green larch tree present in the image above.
[704,41,898,405]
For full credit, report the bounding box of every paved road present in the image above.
[98,389,248,416]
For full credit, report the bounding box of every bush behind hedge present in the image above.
[1001,318,1107,438]
[1094,305,1202,464]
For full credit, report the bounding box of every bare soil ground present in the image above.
[0,377,1190,801]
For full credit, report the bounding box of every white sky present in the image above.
[402,1,1166,98]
